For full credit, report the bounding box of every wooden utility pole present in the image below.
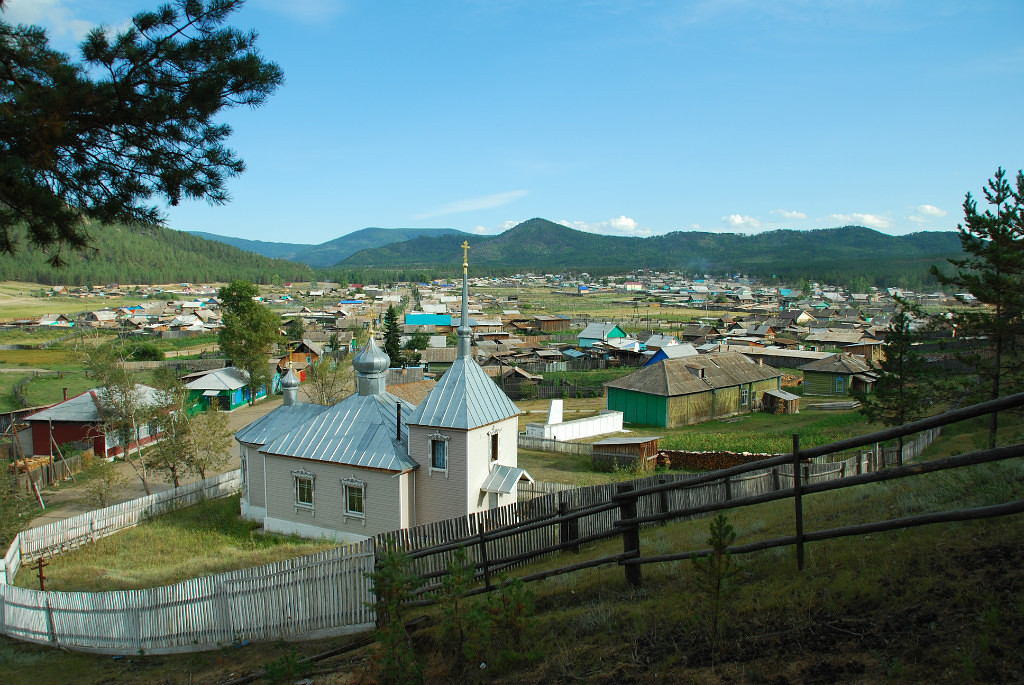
[35,556,49,591]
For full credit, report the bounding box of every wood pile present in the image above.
[8,455,52,473]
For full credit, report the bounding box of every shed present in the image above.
[592,436,661,472]
[762,388,800,414]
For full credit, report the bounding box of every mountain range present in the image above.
[186,227,465,268]
[0,220,964,288]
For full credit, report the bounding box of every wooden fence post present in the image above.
[658,476,669,527]
[558,498,579,553]
[771,467,780,491]
[793,433,805,572]
[616,482,642,588]
[478,526,492,591]
[724,476,732,500]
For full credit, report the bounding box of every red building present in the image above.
[26,385,164,458]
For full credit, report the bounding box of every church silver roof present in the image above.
[260,392,418,472]
[406,357,522,430]
[234,401,330,447]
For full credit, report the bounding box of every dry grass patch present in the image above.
[13,494,335,592]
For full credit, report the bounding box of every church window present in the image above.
[342,477,365,518]
[428,432,450,472]
[292,468,315,510]
[491,431,499,461]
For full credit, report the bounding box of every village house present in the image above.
[24,385,164,458]
[604,351,783,427]
[186,367,267,411]
[800,353,878,397]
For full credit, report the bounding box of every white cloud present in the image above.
[909,204,949,223]
[722,214,761,230]
[917,204,947,217]
[829,213,892,230]
[772,209,807,220]
[556,216,653,237]
[416,190,528,219]
[3,0,95,42]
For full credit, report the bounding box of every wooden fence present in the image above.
[0,396,1001,654]
[517,434,594,455]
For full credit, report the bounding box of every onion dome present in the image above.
[353,335,390,376]
[282,366,300,389]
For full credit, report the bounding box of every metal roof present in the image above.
[605,351,781,397]
[261,393,418,472]
[800,352,872,374]
[186,367,250,392]
[480,465,533,494]
[407,357,522,430]
[27,385,163,423]
[234,401,331,446]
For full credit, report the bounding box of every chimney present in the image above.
[396,403,402,441]
[63,387,68,401]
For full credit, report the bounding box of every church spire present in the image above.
[457,241,472,359]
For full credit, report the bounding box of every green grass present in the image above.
[657,410,879,453]
[0,328,71,345]
[12,494,335,592]
[1,414,1022,683]
[517,449,623,486]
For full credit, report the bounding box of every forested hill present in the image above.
[0,223,313,286]
[188,227,468,267]
[338,219,964,288]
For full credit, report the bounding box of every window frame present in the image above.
[835,376,846,394]
[342,476,366,519]
[428,432,450,474]
[292,468,315,511]
[740,386,749,406]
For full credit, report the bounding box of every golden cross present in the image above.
[461,240,470,268]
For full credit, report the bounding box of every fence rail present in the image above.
[0,393,1018,654]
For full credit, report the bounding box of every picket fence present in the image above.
[0,428,940,654]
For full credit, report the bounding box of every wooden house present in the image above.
[799,353,877,396]
[187,367,266,411]
[25,385,164,458]
[604,351,783,427]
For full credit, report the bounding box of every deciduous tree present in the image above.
[0,0,282,265]
[302,358,353,405]
[931,167,1024,448]
[217,280,281,398]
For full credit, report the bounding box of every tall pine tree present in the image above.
[931,167,1024,448]
[856,299,934,459]
[383,305,403,367]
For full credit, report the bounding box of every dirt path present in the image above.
[27,396,284,528]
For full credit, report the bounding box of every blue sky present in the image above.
[8,0,1024,243]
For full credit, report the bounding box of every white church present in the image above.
[235,245,533,542]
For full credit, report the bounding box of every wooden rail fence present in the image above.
[1,392,1010,654]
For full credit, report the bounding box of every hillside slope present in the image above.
[339,218,963,286]
[0,223,313,285]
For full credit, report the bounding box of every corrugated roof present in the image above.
[27,385,163,423]
[234,401,330,446]
[407,357,522,429]
[480,465,532,494]
[186,366,250,392]
[800,352,872,374]
[261,393,418,472]
[605,351,781,397]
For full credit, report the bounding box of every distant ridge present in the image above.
[0,223,312,286]
[188,227,469,268]
[337,218,964,287]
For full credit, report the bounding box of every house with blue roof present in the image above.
[236,246,532,542]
